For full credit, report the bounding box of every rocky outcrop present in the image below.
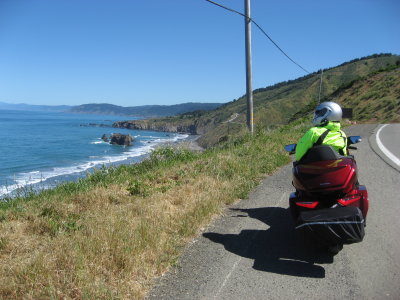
[111,133,133,146]
[113,120,199,135]
[102,133,133,146]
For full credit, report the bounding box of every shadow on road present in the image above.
[203,207,334,278]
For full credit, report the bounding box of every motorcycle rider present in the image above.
[295,101,347,161]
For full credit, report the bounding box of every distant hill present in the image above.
[0,101,224,117]
[0,102,71,112]
[114,53,400,148]
[68,102,223,117]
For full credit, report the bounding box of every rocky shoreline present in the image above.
[79,121,204,150]
[111,120,206,151]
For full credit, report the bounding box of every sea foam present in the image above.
[0,133,189,197]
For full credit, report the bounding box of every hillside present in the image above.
[113,54,400,147]
[328,67,400,123]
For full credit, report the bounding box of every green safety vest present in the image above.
[295,121,347,161]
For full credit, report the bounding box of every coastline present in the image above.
[1,133,202,199]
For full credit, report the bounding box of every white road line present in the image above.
[376,124,400,168]
[213,191,287,299]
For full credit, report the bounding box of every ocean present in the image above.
[0,110,188,197]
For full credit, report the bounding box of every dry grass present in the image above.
[0,176,232,299]
[0,124,304,299]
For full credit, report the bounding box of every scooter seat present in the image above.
[298,145,343,164]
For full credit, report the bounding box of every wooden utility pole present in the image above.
[244,0,254,133]
[318,69,324,103]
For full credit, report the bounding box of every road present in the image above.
[372,124,400,172]
[146,124,400,300]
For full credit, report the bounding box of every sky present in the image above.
[0,0,399,107]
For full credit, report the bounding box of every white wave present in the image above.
[138,135,160,139]
[0,133,190,197]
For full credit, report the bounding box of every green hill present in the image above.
[327,66,400,123]
[113,54,400,147]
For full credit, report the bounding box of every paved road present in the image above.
[147,124,400,300]
[372,124,400,172]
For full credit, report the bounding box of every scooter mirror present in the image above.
[348,136,362,145]
[284,144,296,154]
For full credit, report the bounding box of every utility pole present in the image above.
[244,0,254,133]
[318,69,324,103]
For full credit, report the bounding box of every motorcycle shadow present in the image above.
[203,207,334,279]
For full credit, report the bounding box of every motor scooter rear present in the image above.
[284,136,368,253]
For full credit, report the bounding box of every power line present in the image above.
[205,0,246,18]
[205,0,310,74]
[251,21,310,74]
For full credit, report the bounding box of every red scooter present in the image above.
[284,136,368,254]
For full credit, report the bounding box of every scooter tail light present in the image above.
[338,194,362,206]
[295,201,319,209]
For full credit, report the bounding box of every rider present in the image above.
[295,101,347,161]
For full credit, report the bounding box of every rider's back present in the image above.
[295,101,347,161]
[295,121,347,161]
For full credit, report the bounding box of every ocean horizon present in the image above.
[0,109,188,198]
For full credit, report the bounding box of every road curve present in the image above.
[146,124,400,300]
[371,124,400,172]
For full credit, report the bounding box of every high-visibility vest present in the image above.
[295,121,347,161]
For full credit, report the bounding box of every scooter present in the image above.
[284,136,368,254]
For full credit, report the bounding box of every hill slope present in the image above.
[113,54,400,147]
[328,66,400,123]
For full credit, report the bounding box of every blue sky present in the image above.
[0,0,399,107]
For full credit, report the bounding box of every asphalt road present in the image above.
[147,124,400,300]
[372,124,400,172]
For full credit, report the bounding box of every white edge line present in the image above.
[376,124,400,167]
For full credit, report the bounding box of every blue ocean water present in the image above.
[0,110,188,197]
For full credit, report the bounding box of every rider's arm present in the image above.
[295,129,317,161]
[341,130,348,156]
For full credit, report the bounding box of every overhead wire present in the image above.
[205,0,246,18]
[204,0,311,74]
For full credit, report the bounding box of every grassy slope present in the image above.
[332,67,400,123]
[0,121,307,299]
[197,54,400,146]
[289,65,400,124]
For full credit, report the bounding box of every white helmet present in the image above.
[312,101,342,126]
